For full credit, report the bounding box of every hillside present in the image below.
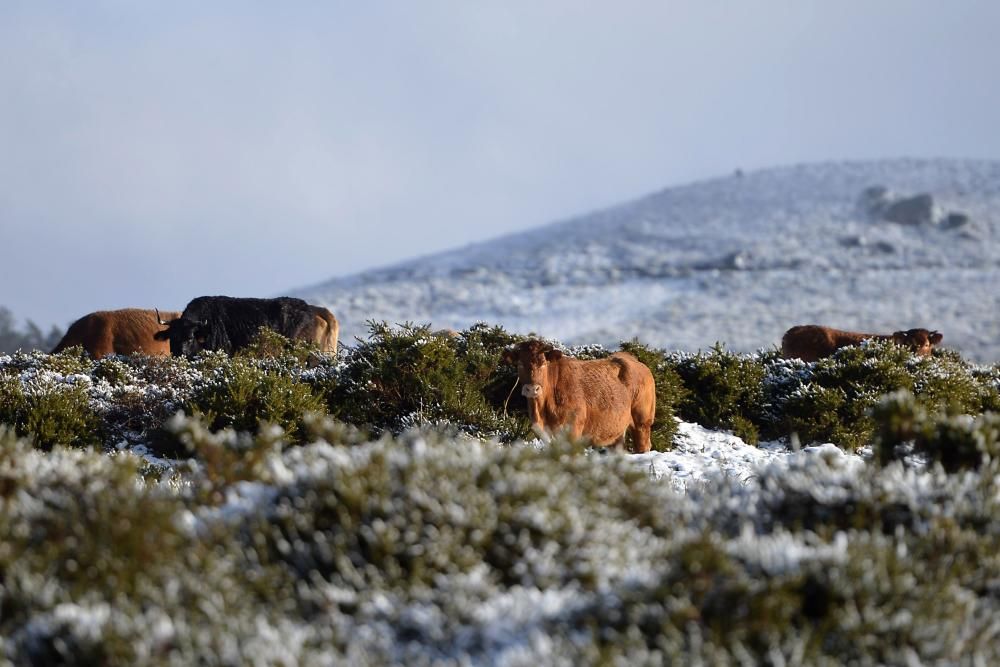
[295,159,1000,360]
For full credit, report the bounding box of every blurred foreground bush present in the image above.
[1,414,999,664]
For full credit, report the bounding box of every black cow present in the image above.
[154,296,323,357]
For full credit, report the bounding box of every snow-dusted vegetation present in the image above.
[3,324,1000,663]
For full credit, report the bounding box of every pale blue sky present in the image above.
[3,2,1000,328]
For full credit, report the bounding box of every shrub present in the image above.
[667,344,765,444]
[238,326,329,365]
[0,375,101,450]
[911,349,1000,415]
[39,345,93,375]
[768,340,915,450]
[328,322,531,440]
[871,390,1000,471]
[183,357,327,446]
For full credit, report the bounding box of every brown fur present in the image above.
[781,324,943,362]
[503,340,656,453]
[51,309,182,358]
[304,306,339,354]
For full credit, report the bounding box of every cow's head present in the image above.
[153,310,209,357]
[891,328,943,356]
[502,340,563,399]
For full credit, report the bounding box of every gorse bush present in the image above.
[328,321,532,440]
[184,357,328,446]
[650,339,1000,450]
[666,343,765,444]
[0,373,101,450]
[237,325,329,366]
[2,322,998,456]
[770,340,916,450]
[872,390,1000,471]
[4,416,1000,664]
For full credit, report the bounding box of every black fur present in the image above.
[158,296,316,357]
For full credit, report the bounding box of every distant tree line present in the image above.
[0,307,63,354]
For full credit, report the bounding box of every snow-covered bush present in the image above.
[5,417,1000,664]
[872,390,1000,471]
[653,339,1000,450]
[0,357,102,450]
[2,323,998,456]
[181,357,328,446]
[328,321,533,441]
[666,344,766,444]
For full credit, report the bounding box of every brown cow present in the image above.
[781,324,943,362]
[306,305,340,354]
[51,308,182,358]
[503,340,656,453]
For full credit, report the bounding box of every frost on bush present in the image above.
[666,344,764,444]
[3,419,1000,663]
[328,321,532,441]
[181,356,327,446]
[872,389,1000,471]
[0,362,101,450]
[658,340,1000,451]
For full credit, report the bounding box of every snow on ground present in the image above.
[294,158,1000,361]
[629,420,864,493]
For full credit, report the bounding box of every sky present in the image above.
[2,1,1000,329]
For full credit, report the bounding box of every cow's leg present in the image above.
[629,395,655,453]
[531,422,552,444]
[567,413,587,442]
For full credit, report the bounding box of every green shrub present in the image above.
[872,390,1000,471]
[912,349,1000,415]
[667,344,764,444]
[184,358,327,445]
[238,326,329,365]
[253,431,663,595]
[768,341,914,449]
[91,357,133,386]
[0,375,101,450]
[40,345,93,375]
[328,322,531,440]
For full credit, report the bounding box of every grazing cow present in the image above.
[51,308,181,358]
[781,325,943,362]
[154,296,337,357]
[503,340,656,453]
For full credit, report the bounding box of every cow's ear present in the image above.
[545,349,563,362]
[891,331,907,343]
[153,330,170,341]
[929,331,943,345]
[501,348,516,365]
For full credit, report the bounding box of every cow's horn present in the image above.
[155,308,169,325]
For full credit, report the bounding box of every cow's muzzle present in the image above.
[521,383,542,399]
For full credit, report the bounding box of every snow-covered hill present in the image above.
[294,159,1000,361]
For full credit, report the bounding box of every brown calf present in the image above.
[51,308,182,358]
[781,324,943,362]
[503,340,656,453]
